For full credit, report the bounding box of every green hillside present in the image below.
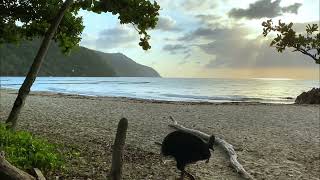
[0,40,160,77]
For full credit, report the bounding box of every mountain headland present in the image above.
[0,40,160,77]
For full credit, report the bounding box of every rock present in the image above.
[295,88,320,104]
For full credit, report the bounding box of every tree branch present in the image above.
[0,151,36,180]
[295,48,319,63]
[168,116,255,180]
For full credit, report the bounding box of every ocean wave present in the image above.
[161,93,286,102]
[118,82,150,85]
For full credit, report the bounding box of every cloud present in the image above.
[292,21,319,33]
[200,32,315,69]
[162,44,193,60]
[282,3,302,14]
[95,26,137,49]
[178,27,248,42]
[205,59,222,68]
[180,0,217,11]
[228,0,302,19]
[155,16,181,31]
[162,44,189,54]
[195,14,221,23]
[170,19,317,69]
[168,23,316,69]
[200,38,259,68]
[195,14,224,27]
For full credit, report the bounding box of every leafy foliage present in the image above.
[77,0,160,50]
[262,19,320,64]
[0,0,160,52]
[0,0,84,53]
[0,123,64,172]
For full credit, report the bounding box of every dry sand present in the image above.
[0,89,319,180]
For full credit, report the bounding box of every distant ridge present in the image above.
[0,40,160,77]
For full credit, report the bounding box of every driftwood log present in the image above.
[168,116,254,180]
[0,151,36,180]
[31,168,46,180]
[108,118,128,180]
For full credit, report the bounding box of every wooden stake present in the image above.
[108,118,128,180]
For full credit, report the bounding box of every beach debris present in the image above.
[108,118,128,180]
[161,130,215,180]
[168,116,255,180]
[31,168,46,180]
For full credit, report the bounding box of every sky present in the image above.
[79,0,320,79]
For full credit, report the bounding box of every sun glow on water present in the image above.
[252,78,295,81]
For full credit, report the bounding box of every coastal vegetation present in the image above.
[2,0,160,130]
[262,20,319,64]
[0,123,64,176]
[262,20,320,104]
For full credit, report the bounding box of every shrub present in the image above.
[0,123,64,172]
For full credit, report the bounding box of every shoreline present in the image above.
[0,88,319,179]
[0,87,297,106]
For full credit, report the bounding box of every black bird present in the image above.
[161,130,215,180]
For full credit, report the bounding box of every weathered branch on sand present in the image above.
[108,118,128,180]
[32,168,46,180]
[168,116,254,180]
[0,151,36,180]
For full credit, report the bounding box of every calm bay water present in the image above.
[0,77,318,104]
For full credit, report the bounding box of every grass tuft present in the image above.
[0,123,64,173]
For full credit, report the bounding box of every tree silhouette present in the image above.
[262,19,319,64]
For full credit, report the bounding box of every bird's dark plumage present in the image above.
[161,130,215,179]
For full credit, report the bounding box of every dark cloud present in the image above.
[155,16,181,31]
[178,27,247,41]
[228,0,302,19]
[282,3,302,14]
[162,44,192,59]
[95,27,137,49]
[162,44,189,54]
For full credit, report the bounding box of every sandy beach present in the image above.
[0,88,319,180]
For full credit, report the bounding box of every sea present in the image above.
[0,77,318,104]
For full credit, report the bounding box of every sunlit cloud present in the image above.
[79,0,319,79]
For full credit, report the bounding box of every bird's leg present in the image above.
[184,170,195,180]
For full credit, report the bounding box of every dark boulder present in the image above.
[295,88,320,104]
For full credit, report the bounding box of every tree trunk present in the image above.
[109,118,128,180]
[5,0,74,130]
